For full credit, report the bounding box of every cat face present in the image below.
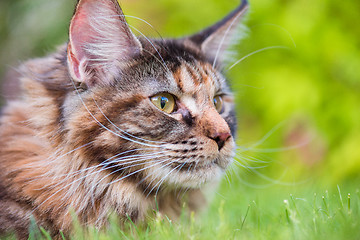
[63,0,247,192]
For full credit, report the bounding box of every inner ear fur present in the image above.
[67,0,142,86]
[188,0,249,67]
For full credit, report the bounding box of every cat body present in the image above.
[0,0,248,238]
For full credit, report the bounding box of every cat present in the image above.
[0,0,248,238]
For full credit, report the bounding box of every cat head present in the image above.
[64,0,248,190]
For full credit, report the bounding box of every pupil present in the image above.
[214,98,217,107]
[160,97,167,109]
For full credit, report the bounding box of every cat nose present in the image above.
[209,131,231,151]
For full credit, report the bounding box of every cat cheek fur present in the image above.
[0,0,248,238]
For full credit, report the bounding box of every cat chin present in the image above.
[147,160,227,189]
[172,167,224,189]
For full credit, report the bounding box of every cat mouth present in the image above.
[169,158,222,171]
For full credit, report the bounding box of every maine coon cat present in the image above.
[0,0,248,238]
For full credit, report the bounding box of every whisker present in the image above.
[31,151,169,213]
[96,14,164,40]
[250,23,297,48]
[53,155,157,213]
[228,45,289,70]
[142,48,171,74]
[235,152,271,164]
[168,159,193,199]
[152,161,186,198]
[92,153,172,186]
[70,79,165,149]
[238,167,294,187]
[142,160,178,197]
[238,140,311,153]
[233,160,268,170]
[238,121,286,151]
[91,95,167,146]
[17,142,96,186]
[28,142,94,171]
[224,170,232,188]
[78,152,170,190]
[105,157,172,188]
[32,149,140,190]
[235,174,278,189]
[225,163,238,186]
[212,6,248,68]
[93,15,171,74]
[128,24,171,73]
[122,15,163,39]
[47,149,169,190]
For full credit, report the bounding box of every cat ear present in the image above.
[188,0,249,66]
[67,0,142,86]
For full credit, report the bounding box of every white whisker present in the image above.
[152,161,186,198]
[91,95,167,146]
[142,160,178,197]
[70,78,165,149]
[92,153,171,186]
[228,45,289,70]
[31,150,169,214]
[105,157,172,188]
[250,23,297,48]
[212,6,248,68]
[93,15,171,74]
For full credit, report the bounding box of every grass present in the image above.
[21,178,360,240]
[1,0,359,239]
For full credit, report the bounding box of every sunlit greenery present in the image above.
[1,0,359,239]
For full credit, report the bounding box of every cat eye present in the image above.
[151,93,176,114]
[213,95,224,113]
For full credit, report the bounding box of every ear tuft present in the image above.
[67,0,142,86]
[189,0,249,67]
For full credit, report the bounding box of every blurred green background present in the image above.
[0,0,359,187]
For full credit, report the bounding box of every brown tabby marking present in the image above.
[0,0,248,238]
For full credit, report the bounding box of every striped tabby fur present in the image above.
[0,0,248,238]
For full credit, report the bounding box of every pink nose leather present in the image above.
[209,131,231,151]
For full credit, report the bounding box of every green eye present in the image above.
[213,95,223,113]
[151,93,176,114]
